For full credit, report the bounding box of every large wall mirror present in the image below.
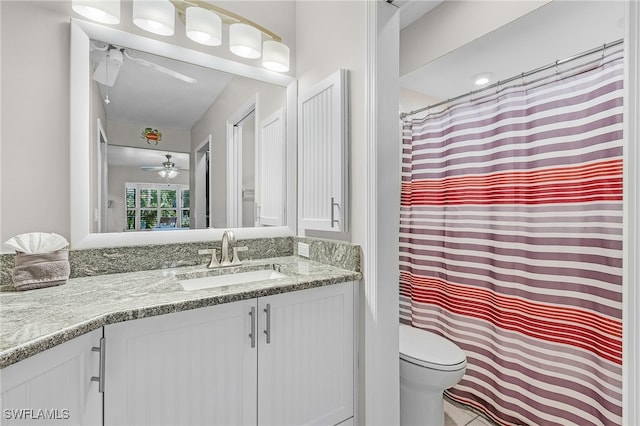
[71,19,297,249]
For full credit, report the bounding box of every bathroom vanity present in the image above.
[0,255,360,426]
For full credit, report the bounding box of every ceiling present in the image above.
[392,0,443,29]
[399,1,625,107]
[91,42,234,130]
[108,145,190,170]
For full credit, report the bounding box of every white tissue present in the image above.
[4,232,69,254]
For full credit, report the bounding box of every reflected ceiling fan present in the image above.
[91,41,197,87]
[140,154,188,179]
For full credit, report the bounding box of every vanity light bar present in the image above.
[72,0,289,72]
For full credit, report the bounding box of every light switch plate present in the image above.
[297,242,310,258]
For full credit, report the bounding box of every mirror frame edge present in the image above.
[70,19,297,249]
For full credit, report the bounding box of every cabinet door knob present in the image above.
[90,337,106,393]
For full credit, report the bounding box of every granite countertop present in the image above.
[0,256,362,369]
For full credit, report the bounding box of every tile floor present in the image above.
[444,397,495,426]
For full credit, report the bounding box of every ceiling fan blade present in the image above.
[123,51,197,84]
[139,165,165,171]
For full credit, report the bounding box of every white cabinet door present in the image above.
[299,69,349,232]
[257,282,355,426]
[0,329,103,426]
[104,300,257,426]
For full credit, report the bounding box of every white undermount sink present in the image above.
[178,269,287,291]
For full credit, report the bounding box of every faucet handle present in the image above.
[231,246,248,265]
[208,249,221,268]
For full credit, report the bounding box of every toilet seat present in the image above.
[399,324,467,371]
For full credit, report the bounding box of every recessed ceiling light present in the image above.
[473,73,493,86]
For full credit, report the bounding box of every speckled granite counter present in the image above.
[0,256,361,369]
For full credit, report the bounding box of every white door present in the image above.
[257,108,286,226]
[104,300,258,426]
[0,329,103,426]
[257,282,355,426]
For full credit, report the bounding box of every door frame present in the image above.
[194,135,212,229]
[226,95,258,228]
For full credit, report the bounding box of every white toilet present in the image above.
[399,324,467,426]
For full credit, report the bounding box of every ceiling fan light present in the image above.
[72,0,120,24]
[159,169,179,179]
[262,40,290,72]
[133,0,175,36]
[186,7,222,46]
[229,23,261,59]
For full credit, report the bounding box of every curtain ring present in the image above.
[602,43,606,59]
[555,60,560,74]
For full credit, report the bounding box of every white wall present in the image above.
[1,1,71,245]
[399,0,551,76]
[295,0,370,420]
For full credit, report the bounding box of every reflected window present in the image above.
[125,183,190,230]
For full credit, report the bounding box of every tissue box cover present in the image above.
[12,249,70,291]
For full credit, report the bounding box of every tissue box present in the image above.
[12,249,70,291]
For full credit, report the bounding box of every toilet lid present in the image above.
[399,325,467,371]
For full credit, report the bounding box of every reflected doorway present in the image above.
[227,97,257,228]
[194,135,212,228]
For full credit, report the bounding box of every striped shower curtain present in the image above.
[399,49,624,425]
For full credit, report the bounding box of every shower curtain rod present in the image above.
[400,38,623,120]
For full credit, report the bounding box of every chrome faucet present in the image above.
[206,230,248,268]
[220,230,235,265]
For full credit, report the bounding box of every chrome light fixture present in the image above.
[186,6,221,46]
[158,155,180,179]
[133,0,175,36]
[72,0,120,24]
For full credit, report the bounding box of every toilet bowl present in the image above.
[399,324,467,426]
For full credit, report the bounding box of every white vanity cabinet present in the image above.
[104,299,258,426]
[104,281,355,426]
[258,282,354,426]
[0,329,103,426]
